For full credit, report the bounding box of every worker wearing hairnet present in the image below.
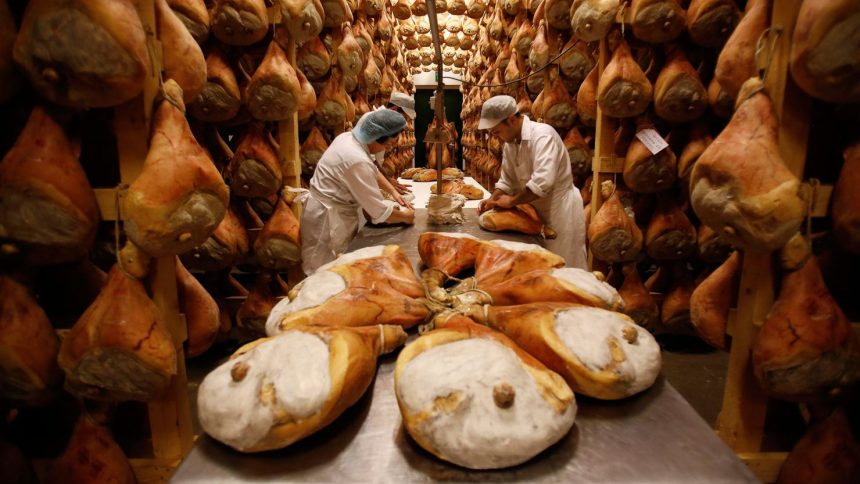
[301,110,415,274]
[477,95,588,269]
[357,91,418,197]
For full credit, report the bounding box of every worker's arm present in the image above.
[480,187,540,212]
[376,169,413,209]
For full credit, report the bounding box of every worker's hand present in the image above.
[494,195,515,210]
[394,192,414,210]
[393,179,412,193]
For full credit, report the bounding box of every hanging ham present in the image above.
[559,37,596,87]
[479,205,558,238]
[0,106,99,265]
[315,69,354,132]
[175,258,220,358]
[227,123,282,198]
[588,189,643,263]
[296,36,331,81]
[777,410,860,484]
[686,0,741,48]
[565,127,591,179]
[660,266,695,334]
[630,0,686,44]
[690,78,805,251]
[645,195,697,260]
[156,0,206,103]
[597,41,653,118]
[280,0,324,44]
[833,141,860,254]
[246,41,302,121]
[473,240,565,286]
[265,246,434,334]
[337,23,365,78]
[181,204,249,271]
[697,224,733,264]
[0,0,19,104]
[124,80,230,257]
[210,0,268,46]
[300,126,329,174]
[790,0,860,103]
[677,123,713,184]
[714,0,770,101]
[189,48,242,122]
[254,192,301,270]
[577,65,598,126]
[707,76,735,118]
[236,271,278,335]
[13,0,150,108]
[752,257,860,400]
[570,0,620,42]
[623,120,676,193]
[545,0,572,30]
[542,70,577,129]
[46,416,135,484]
[618,264,659,330]
[0,276,62,405]
[690,251,739,350]
[167,0,210,44]
[396,314,576,469]
[654,47,707,123]
[322,0,353,27]
[200,324,406,452]
[58,265,177,401]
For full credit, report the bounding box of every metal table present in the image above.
[171,210,756,483]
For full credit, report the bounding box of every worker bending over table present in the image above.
[301,110,415,274]
[477,95,588,269]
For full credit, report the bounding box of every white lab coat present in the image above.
[495,116,588,269]
[301,132,397,274]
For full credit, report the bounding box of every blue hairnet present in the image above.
[353,109,406,144]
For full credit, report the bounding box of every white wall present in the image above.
[413,70,463,89]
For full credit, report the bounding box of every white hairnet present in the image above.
[353,109,407,144]
[479,95,517,129]
[389,92,417,119]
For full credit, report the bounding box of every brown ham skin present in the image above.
[166,0,210,44]
[254,193,301,270]
[247,41,302,121]
[189,47,241,122]
[790,0,860,103]
[697,223,733,264]
[430,180,484,200]
[228,123,282,198]
[565,126,591,179]
[654,47,707,123]
[631,0,686,44]
[0,106,100,265]
[542,72,577,130]
[175,258,220,358]
[0,0,19,104]
[707,76,734,119]
[752,257,860,400]
[479,205,558,239]
[570,0,620,42]
[296,36,331,81]
[618,264,659,330]
[315,68,354,132]
[181,204,249,271]
[0,276,62,405]
[210,0,268,46]
[124,80,230,257]
[832,141,860,254]
[677,123,713,184]
[45,416,135,484]
[690,78,804,251]
[597,41,653,118]
[686,0,741,48]
[281,0,324,44]
[776,409,860,484]
[690,251,740,350]
[645,195,697,261]
[588,191,643,263]
[623,121,677,193]
[13,0,150,108]
[300,127,329,174]
[477,269,625,310]
[714,0,770,101]
[661,267,695,333]
[237,272,278,335]
[58,265,177,401]
[156,0,205,103]
[577,65,599,127]
[418,232,484,277]
[474,239,565,286]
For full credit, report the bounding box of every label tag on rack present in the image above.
[635,129,669,155]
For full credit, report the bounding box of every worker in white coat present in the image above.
[301,110,415,274]
[477,95,588,269]
[363,91,417,196]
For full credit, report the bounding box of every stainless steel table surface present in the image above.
[171,210,757,483]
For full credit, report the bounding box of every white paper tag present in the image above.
[635,129,669,155]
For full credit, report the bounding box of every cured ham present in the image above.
[469,267,624,310]
[247,42,302,121]
[474,240,565,286]
[314,69,355,132]
[0,106,99,265]
[0,0,19,104]
[690,78,804,251]
[686,0,741,48]
[654,47,707,123]
[156,0,206,103]
[166,0,210,44]
[660,266,695,334]
[697,224,732,264]
[833,141,860,254]
[714,0,770,101]
[630,0,686,44]
[266,246,433,334]
[690,251,740,350]
[254,192,302,270]
[300,127,329,174]
[13,0,149,108]
[570,0,619,42]
[677,123,713,184]
[618,264,659,330]
[199,325,407,452]
[0,276,62,405]
[542,71,577,130]
[46,416,135,484]
[577,65,598,126]
[645,195,697,261]
[58,266,177,401]
[479,205,557,238]
[396,314,576,469]
[597,41,653,118]
[189,48,242,122]
[124,80,230,257]
[296,37,331,81]
[418,232,484,277]
[280,0,324,44]
[175,258,220,358]
[565,127,591,179]
[227,123,282,198]
[752,257,860,400]
[777,410,860,484]
[790,0,860,103]
[588,190,643,263]
[236,272,279,335]
[210,0,268,46]
[181,204,249,271]
[323,0,353,27]
[458,303,662,400]
[430,180,484,200]
[559,37,595,87]
[623,120,676,193]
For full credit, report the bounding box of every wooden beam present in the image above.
[739,452,790,483]
[588,37,617,269]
